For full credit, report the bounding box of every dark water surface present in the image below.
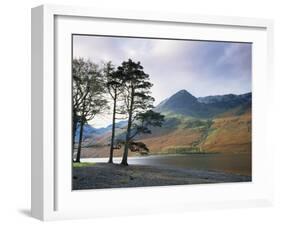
[128,153,252,176]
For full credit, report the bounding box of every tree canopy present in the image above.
[72,58,164,165]
[117,59,164,165]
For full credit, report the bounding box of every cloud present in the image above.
[73,35,252,127]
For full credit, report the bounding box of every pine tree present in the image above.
[118,59,164,165]
[103,62,125,163]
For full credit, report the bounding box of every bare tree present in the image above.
[72,58,108,162]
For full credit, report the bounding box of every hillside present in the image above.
[138,111,251,155]
[77,90,252,158]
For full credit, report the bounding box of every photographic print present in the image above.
[72,35,252,190]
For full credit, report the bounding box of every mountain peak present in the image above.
[171,89,197,101]
[155,89,201,116]
[177,89,188,94]
[175,89,192,96]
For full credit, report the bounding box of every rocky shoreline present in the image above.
[72,163,251,190]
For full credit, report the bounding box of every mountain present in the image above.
[155,90,251,118]
[197,92,251,105]
[75,120,127,143]
[78,90,252,157]
[155,90,209,117]
[198,92,251,112]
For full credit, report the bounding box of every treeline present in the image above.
[72,58,164,165]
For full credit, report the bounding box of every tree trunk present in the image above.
[72,118,78,161]
[75,121,84,163]
[108,92,117,163]
[121,89,134,166]
[121,121,131,165]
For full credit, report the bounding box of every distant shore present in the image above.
[72,163,251,190]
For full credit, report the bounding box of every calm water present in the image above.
[82,152,252,176]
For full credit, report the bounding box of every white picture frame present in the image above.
[31,4,274,221]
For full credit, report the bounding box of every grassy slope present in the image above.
[79,109,251,158]
[202,110,251,152]
[135,109,251,154]
[138,127,203,154]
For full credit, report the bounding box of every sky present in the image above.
[73,35,252,128]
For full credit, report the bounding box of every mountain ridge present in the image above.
[155,89,251,118]
[79,89,252,136]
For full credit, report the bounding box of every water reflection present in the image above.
[82,152,252,176]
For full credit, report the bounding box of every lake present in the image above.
[82,152,252,176]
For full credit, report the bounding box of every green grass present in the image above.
[73,162,96,168]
